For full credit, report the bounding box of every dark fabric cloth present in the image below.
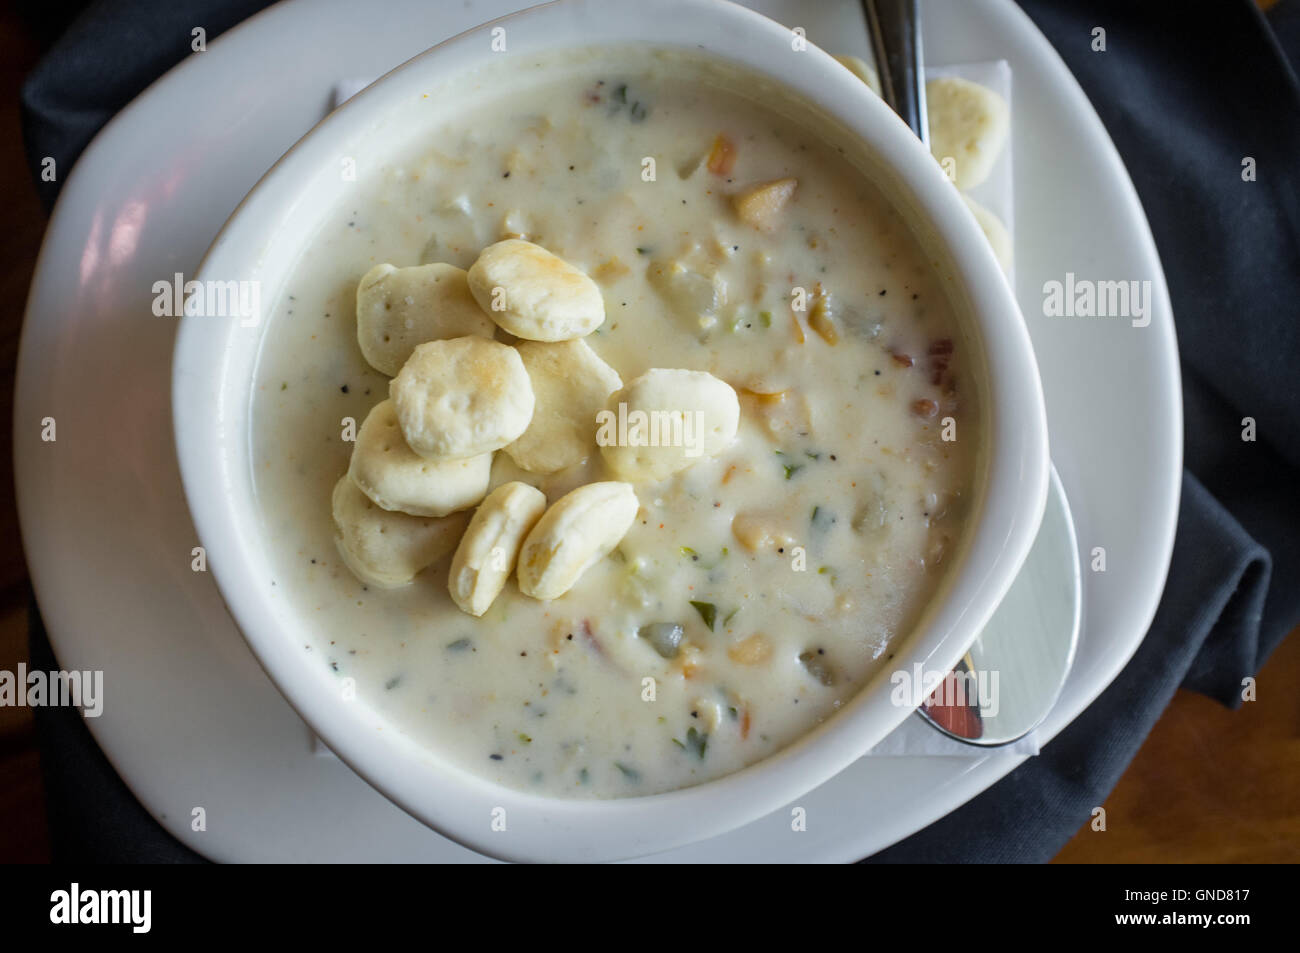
[19,0,1300,863]
[17,0,272,210]
[27,603,206,863]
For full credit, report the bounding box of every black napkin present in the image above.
[18,0,1300,863]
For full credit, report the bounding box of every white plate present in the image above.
[14,0,1181,862]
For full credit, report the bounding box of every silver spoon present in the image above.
[863,2,1081,744]
[916,467,1081,745]
[863,0,929,147]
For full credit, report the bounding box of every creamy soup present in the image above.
[251,48,979,797]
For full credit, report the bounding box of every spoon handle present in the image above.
[862,0,929,146]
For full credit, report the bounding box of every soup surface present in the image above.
[251,49,979,797]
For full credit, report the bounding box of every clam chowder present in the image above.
[250,49,979,798]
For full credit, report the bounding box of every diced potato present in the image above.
[808,289,839,344]
[693,697,723,732]
[727,634,773,666]
[732,512,796,552]
[672,644,703,680]
[593,256,631,282]
[648,259,727,329]
[740,388,812,441]
[732,178,797,232]
[706,134,737,175]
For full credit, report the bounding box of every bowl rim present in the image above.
[173,0,1049,863]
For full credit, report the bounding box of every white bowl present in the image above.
[174,0,1049,862]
